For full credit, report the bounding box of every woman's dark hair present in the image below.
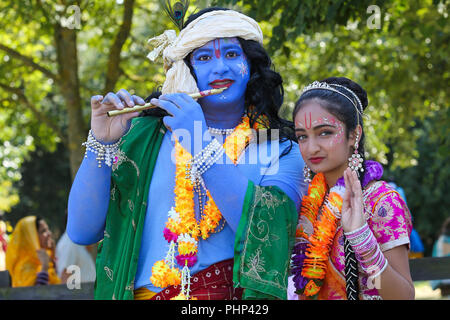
[141,7,295,155]
[292,76,369,300]
[35,216,43,233]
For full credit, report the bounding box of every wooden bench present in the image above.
[409,256,450,281]
[0,270,94,299]
[0,281,94,300]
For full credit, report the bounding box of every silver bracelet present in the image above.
[82,130,121,168]
[344,223,372,248]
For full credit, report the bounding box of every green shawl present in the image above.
[94,116,297,300]
[234,181,297,300]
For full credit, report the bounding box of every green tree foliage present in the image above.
[385,107,450,255]
[214,0,388,52]
[8,144,71,238]
[0,0,172,223]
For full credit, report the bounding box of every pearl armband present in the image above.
[82,130,121,168]
[186,138,225,188]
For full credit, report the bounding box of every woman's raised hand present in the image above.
[90,89,145,143]
[36,249,50,271]
[341,168,366,233]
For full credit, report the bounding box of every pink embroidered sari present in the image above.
[289,180,412,300]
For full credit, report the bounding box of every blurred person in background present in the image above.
[0,219,8,271]
[56,212,96,284]
[6,216,60,287]
[431,217,450,297]
[56,231,96,284]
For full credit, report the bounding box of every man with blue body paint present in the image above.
[67,7,306,300]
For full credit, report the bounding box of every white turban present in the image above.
[147,10,264,95]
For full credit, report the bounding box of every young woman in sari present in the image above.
[289,77,415,300]
[6,216,60,287]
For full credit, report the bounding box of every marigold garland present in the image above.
[151,115,265,300]
[150,260,181,288]
[295,173,327,241]
[292,173,343,299]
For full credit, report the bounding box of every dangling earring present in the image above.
[348,133,364,174]
[303,165,312,183]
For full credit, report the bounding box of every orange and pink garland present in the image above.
[150,115,263,299]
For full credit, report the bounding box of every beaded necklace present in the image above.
[150,115,261,300]
[208,126,236,135]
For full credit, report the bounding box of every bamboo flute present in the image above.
[107,87,227,117]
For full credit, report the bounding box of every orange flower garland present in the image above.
[302,196,340,280]
[150,260,181,288]
[295,173,327,240]
[293,173,343,299]
[151,115,264,300]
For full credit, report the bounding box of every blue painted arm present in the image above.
[67,150,112,245]
[202,159,248,233]
[203,141,305,233]
[259,143,306,212]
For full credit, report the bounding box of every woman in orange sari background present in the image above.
[6,216,60,287]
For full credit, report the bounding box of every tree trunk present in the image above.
[53,0,135,181]
[104,0,135,94]
[54,24,87,181]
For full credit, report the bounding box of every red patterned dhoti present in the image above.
[134,259,243,300]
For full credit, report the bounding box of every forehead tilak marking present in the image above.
[213,39,221,59]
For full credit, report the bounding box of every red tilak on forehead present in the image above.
[213,39,221,59]
[304,112,312,129]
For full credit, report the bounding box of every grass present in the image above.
[414,281,449,300]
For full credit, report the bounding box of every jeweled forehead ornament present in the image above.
[300,81,364,119]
